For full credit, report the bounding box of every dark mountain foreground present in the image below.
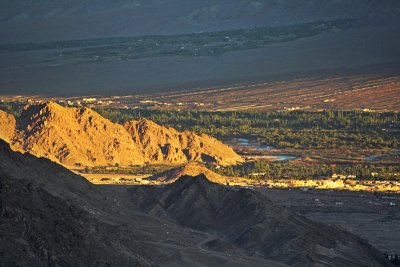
[0,140,392,266]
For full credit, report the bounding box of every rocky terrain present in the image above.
[0,102,242,167]
[11,102,145,167]
[125,119,241,165]
[0,139,392,266]
[0,109,15,143]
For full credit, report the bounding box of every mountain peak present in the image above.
[22,101,65,118]
[173,173,215,187]
[148,162,241,185]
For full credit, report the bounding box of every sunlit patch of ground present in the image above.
[74,166,400,193]
[78,173,152,185]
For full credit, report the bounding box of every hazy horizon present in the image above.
[0,0,399,96]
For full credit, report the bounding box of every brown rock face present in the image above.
[0,110,16,143]
[0,102,242,167]
[10,102,145,167]
[124,118,243,166]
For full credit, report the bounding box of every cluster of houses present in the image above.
[386,254,400,264]
[260,176,400,193]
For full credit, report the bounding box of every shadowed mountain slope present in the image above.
[0,139,287,266]
[0,139,152,266]
[130,174,391,267]
[0,102,242,167]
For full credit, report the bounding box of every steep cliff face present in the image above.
[0,102,242,167]
[124,118,243,166]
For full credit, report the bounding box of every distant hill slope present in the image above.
[1,0,399,42]
[0,139,391,266]
[0,102,242,167]
[130,174,391,267]
[147,161,249,185]
[124,119,242,166]
[148,162,231,183]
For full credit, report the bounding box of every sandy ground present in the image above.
[79,173,150,185]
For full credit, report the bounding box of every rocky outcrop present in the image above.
[0,102,242,167]
[124,118,243,166]
[12,102,145,167]
[0,110,16,143]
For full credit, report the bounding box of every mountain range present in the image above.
[1,1,399,96]
[0,102,242,167]
[0,139,392,266]
[1,0,399,42]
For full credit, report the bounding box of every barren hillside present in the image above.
[0,109,15,143]
[0,102,242,167]
[125,119,243,165]
[12,102,145,167]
